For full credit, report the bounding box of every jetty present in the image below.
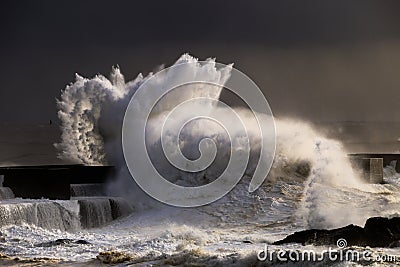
[348,153,400,183]
[0,165,114,199]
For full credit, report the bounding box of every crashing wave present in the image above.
[56,54,400,229]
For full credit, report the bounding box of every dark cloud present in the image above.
[2,1,400,47]
[0,0,400,124]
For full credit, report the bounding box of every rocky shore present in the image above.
[274,217,400,248]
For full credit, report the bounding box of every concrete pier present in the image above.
[348,154,400,184]
[0,165,114,199]
[348,154,400,172]
[349,156,383,183]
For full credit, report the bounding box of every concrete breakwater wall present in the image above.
[0,197,133,230]
[348,153,400,184]
[0,165,114,199]
[0,165,133,230]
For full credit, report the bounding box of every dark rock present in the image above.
[389,240,400,248]
[273,216,400,248]
[35,238,91,247]
[75,239,91,245]
[96,251,133,264]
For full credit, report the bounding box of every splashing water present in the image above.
[56,54,400,230]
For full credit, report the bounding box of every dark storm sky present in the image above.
[1,0,400,124]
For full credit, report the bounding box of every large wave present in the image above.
[56,54,400,229]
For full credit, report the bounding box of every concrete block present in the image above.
[369,158,383,184]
